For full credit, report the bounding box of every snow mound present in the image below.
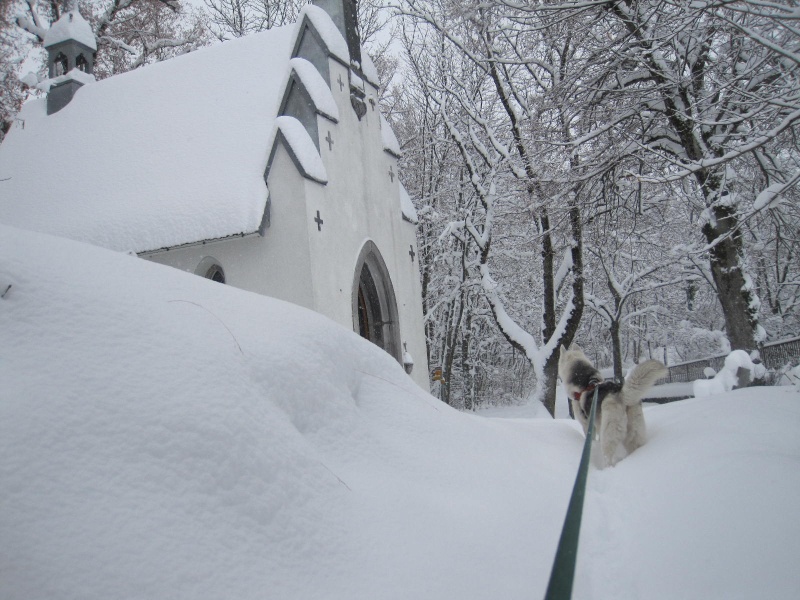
[693,349,755,398]
[0,224,576,599]
[1,224,799,599]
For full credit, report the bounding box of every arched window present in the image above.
[352,242,401,362]
[357,264,383,347]
[54,53,68,76]
[194,256,226,284]
[76,54,88,73]
[205,264,225,283]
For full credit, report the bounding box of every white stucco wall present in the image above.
[142,144,315,308]
[143,57,429,391]
[304,58,429,389]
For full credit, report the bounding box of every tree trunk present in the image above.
[540,209,556,343]
[462,310,473,410]
[701,204,760,351]
[540,351,561,417]
[698,170,760,352]
[540,199,585,416]
[610,319,623,381]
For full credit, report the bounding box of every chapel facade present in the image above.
[0,0,429,389]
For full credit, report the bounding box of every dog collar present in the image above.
[572,379,602,402]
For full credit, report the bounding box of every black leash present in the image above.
[543,386,600,600]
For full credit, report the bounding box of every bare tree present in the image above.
[508,0,800,351]
[1,0,28,141]
[202,0,392,47]
[202,0,301,40]
[397,1,604,414]
[583,180,691,379]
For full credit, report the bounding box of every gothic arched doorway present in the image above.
[352,242,401,362]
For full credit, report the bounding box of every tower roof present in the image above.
[44,8,97,51]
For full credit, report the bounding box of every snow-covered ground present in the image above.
[2,223,799,600]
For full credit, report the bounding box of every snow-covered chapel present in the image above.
[0,0,429,388]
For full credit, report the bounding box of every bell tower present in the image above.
[44,3,97,115]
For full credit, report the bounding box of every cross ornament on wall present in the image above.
[388,165,395,182]
[337,74,344,92]
[409,245,416,262]
[314,210,324,231]
[325,131,334,151]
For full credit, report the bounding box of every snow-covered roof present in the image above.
[43,9,97,50]
[0,6,350,253]
[399,182,418,224]
[275,116,328,183]
[301,5,349,64]
[360,50,380,86]
[380,113,401,157]
[289,57,339,122]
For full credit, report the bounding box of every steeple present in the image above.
[44,2,97,114]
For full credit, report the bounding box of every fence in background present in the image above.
[663,336,800,383]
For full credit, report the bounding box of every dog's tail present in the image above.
[622,360,668,406]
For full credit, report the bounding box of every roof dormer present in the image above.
[311,0,361,67]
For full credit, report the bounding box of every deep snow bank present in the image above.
[1,224,798,600]
[0,225,577,599]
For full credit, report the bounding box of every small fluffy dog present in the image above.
[558,345,667,467]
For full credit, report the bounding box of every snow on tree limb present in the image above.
[100,35,137,54]
[14,14,47,42]
[752,171,800,211]
[479,264,540,360]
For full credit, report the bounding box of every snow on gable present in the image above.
[0,23,301,253]
[274,116,328,184]
[399,182,418,224]
[360,49,380,87]
[302,5,349,64]
[44,9,96,50]
[380,113,401,157]
[289,57,339,122]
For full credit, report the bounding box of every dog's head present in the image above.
[558,344,590,381]
[558,344,603,399]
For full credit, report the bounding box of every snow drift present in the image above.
[1,223,799,599]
